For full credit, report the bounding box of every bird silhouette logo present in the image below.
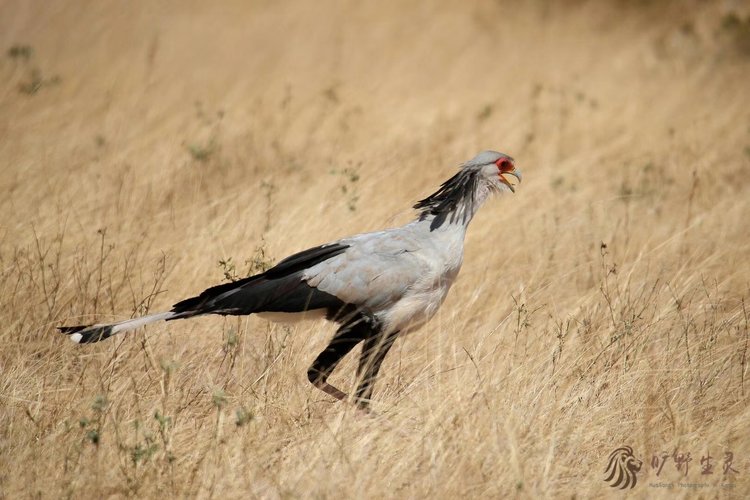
[604,446,642,489]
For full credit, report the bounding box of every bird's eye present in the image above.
[496,159,513,172]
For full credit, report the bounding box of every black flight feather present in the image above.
[169,243,350,317]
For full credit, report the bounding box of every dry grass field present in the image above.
[2,0,750,498]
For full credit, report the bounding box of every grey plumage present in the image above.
[59,150,521,409]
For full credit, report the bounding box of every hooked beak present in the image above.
[499,168,522,193]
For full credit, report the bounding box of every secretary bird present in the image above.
[59,150,521,409]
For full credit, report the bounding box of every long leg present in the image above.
[355,330,400,408]
[307,314,374,402]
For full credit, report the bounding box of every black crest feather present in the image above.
[413,169,480,230]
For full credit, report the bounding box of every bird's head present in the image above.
[463,150,522,194]
[413,149,521,228]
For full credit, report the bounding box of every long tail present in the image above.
[58,311,178,343]
[58,242,350,344]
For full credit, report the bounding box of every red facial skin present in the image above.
[495,157,517,190]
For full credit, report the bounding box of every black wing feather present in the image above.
[170,243,349,317]
[265,243,349,279]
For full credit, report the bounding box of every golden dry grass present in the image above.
[2,0,750,498]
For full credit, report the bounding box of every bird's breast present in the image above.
[381,271,459,335]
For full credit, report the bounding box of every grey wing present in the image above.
[302,230,427,311]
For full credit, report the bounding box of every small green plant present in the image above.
[154,411,171,432]
[85,429,100,445]
[720,12,750,55]
[510,295,543,359]
[7,44,61,94]
[330,162,361,211]
[260,180,277,233]
[91,394,108,412]
[187,138,217,162]
[126,419,160,467]
[323,85,339,103]
[218,257,239,282]
[159,358,179,375]
[212,389,227,409]
[246,244,274,274]
[131,441,158,465]
[26,72,61,94]
[219,243,275,284]
[476,104,493,121]
[186,101,223,162]
[235,406,253,427]
[77,394,108,448]
[223,327,239,354]
[7,44,33,60]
